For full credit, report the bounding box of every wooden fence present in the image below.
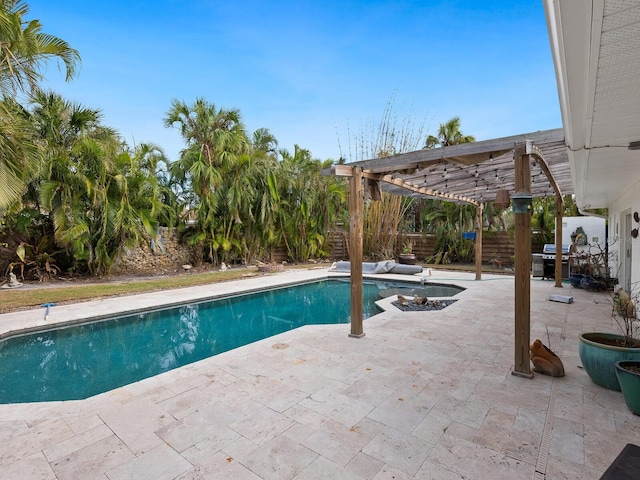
[326,230,515,265]
[479,232,516,264]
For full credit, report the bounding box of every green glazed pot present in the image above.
[615,361,640,414]
[578,333,640,391]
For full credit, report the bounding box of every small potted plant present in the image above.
[398,240,417,265]
[615,360,640,414]
[489,254,503,269]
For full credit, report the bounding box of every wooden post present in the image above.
[555,195,564,288]
[512,145,533,378]
[349,167,365,338]
[475,203,483,280]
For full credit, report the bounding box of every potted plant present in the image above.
[489,254,504,269]
[398,240,417,265]
[615,361,640,414]
[579,286,640,391]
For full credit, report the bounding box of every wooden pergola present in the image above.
[329,128,573,377]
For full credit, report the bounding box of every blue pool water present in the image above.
[0,278,462,403]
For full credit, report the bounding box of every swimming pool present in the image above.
[0,278,463,403]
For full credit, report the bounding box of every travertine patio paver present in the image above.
[0,268,639,479]
[106,443,191,480]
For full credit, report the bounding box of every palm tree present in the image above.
[38,135,167,276]
[228,130,281,264]
[420,117,478,261]
[251,127,278,157]
[417,115,477,230]
[275,146,345,262]
[25,90,101,212]
[129,141,178,228]
[424,200,477,264]
[164,98,249,263]
[0,0,80,96]
[0,1,80,209]
[165,98,248,197]
[26,91,162,275]
[0,98,38,209]
[29,90,100,147]
[424,116,475,148]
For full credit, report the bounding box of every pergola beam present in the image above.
[526,141,564,199]
[329,130,572,206]
[349,129,564,173]
[527,140,566,288]
[367,173,479,206]
[330,165,479,206]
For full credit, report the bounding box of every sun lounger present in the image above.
[330,260,423,275]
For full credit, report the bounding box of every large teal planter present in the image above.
[615,361,640,414]
[578,333,640,391]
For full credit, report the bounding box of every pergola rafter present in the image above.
[347,129,572,204]
[332,164,480,206]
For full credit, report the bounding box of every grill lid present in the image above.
[542,244,570,255]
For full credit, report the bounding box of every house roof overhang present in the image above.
[544,0,640,209]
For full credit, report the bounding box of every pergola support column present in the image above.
[348,166,365,338]
[555,195,564,288]
[475,203,483,280]
[512,145,533,378]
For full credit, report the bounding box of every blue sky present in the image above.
[29,1,560,163]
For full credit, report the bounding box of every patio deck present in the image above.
[0,268,638,479]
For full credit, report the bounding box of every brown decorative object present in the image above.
[632,228,639,239]
[634,211,639,223]
[530,339,565,377]
[494,189,511,209]
[398,253,417,265]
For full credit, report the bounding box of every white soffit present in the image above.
[546,0,640,209]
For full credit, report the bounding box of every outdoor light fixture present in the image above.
[628,141,640,150]
[494,189,510,209]
[511,190,533,214]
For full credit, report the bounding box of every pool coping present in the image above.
[0,268,467,342]
[0,269,326,340]
[0,267,470,407]
[0,273,330,341]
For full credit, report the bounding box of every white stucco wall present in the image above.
[609,179,640,293]
[562,216,606,251]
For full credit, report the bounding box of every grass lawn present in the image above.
[0,268,257,314]
[0,262,509,314]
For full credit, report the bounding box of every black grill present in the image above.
[542,244,571,279]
